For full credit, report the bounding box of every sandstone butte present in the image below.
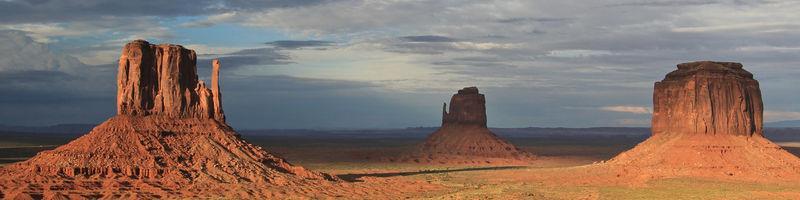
[594,61,800,183]
[398,87,534,164]
[0,40,346,199]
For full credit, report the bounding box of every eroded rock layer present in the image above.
[603,61,800,182]
[400,87,532,164]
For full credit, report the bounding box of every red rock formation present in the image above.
[0,40,337,199]
[117,40,224,121]
[604,61,800,182]
[400,87,533,164]
[442,87,487,126]
[652,61,762,136]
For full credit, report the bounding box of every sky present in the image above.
[0,0,799,129]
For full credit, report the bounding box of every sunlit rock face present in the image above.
[117,40,225,121]
[651,61,763,137]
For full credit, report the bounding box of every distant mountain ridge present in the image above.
[0,124,95,134]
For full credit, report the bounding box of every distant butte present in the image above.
[398,87,534,164]
[602,61,800,182]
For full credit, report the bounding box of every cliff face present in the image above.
[117,40,224,121]
[442,87,488,127]
[651,61,762,136]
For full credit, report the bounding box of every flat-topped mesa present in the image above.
[117,40,225,121]
[652,61,763,137]
[442,87,487,127]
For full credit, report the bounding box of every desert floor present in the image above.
[3,129,800,199]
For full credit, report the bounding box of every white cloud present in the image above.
[180,12,240,28]
[735,45,800,53]
[764,111,800,122]
[671,22,800,33]
[0,31,85,72]
[1,23,93,43]
[600,105,652,114]
[451,42,520,50]
[546,49,614,58]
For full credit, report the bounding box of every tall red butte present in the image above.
[0,40,338,199]
[605,61,800,181]
[400,87,533,164]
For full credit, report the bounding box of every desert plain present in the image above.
[3,126,800,199]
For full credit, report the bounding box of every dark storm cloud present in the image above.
[264,40,335,49]
[0,0,331,23]
[198,47,292,72]
[399,35,458,43]
[0,68,115,126]
[216,74,432,129]
[224,74,375,92]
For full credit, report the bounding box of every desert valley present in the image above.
[2,1,800,199]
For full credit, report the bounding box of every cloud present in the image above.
[496,17,573,24]
[546,49,615,58]
[1,0,800,129]
[606,0,719,7]
[0,30,85,72]
[764,111,800,122]
[600,106,652,114]
[224,74,375,92]
[0,0,329,24]
[196,47,292,72]
[264,40,335,49]
[0,31,115,125]
[400,35,458,43]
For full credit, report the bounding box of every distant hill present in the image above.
[0,124,95,134]
[766,120,800,128]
